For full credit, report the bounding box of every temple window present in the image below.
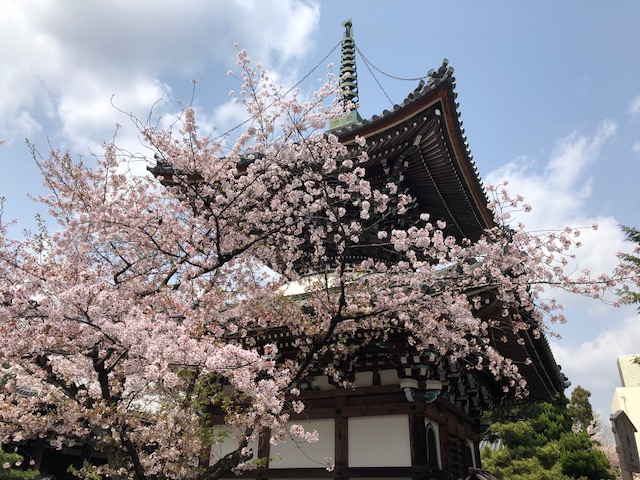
[425,421,441,469]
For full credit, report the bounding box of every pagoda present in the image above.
[198,21,568,480]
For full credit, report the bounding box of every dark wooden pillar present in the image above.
[258,429,271,465]
[409,412,427,480]
[335,396,348,469]
[32,439,45,471]
[439,416,452,474]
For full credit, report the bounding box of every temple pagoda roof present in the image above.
[332,59,492,243]
[148,46,569,405]
[329,57,568,402]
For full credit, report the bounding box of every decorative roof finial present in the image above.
[330,19,362,130]
[340,19,358,108]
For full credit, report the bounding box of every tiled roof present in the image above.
[333,61,568,401]
[333,60,492,242]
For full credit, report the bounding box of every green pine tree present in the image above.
[481,389,613,480]
[567,385,594,433]
[619,225,640,309]
[0,450,38,480]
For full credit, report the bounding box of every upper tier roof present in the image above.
[333,59,494,243]
[148,58,569,404]
[329,60,568,402]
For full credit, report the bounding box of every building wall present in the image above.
[612,387,640,451]
[348,415,412,467]
[210,376,481,478]
[612,354,640,475]
[618,355,640,388]
[270,419,335,469]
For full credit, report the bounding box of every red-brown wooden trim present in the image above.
[409,412,427,470]
[438,83,494,228]
[258,429,271,464]
[438,417,452,473]
[335,417,348,468]
[337,86,446,145]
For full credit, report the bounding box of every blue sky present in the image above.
[1,0,638,422]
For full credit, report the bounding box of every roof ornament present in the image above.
[329,19,362,130]
[340,19,358,108]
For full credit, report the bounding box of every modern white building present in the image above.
[612,355,640,462]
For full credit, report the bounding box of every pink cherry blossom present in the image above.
[0,49,634,480]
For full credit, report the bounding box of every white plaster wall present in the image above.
[307,370,399,389]
[309,375,334,390]
[269,418,335,469]
[379,368,400,385]
[348,415,411,467]
[209,427,257,466]
[354,370,373,387]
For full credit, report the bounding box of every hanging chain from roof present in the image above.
[354,41,433,108]
[354,43,432,82]
[356,43,394,107]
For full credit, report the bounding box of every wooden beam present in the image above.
[222,466,450,478]
[409,413,428,478]
[335,395,348,468]
[335,417,348,468]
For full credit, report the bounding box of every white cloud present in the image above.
[486,120,634,419]
[0,0,320,148]
[546,217,629,318]
[210,101,249,136]
[486,120,617,231]
[13,112,42,140]
[629,95,640,114]
[552,311,640,388]
[633,142,640,154]
[485,120,628,318]
[552,309,640,417]
[57,77,172,150]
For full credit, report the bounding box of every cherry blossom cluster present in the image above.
[0,50,633,480]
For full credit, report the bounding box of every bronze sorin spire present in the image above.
[329,19,362,130]
[340,19,358,108]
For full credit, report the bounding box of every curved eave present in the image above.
[332,62,566,402]
[493,326,567,403]
[333,62,495,241]
[478,299,568,403]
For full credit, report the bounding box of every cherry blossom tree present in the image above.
[0,49,632,480]
[588,416,622,480]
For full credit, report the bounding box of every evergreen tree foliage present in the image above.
[619,225,640,309]
[568,385,594,433]
[0,449,38,480]
[481,390,613,480]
